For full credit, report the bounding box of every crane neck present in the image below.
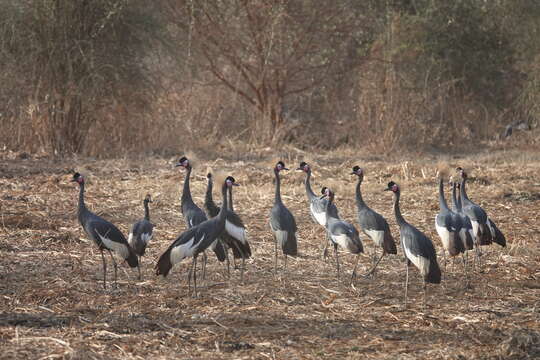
[325,193,337,225]
[205,176,214,208]
[274,169,282,204]
[459,176,470,202]
[181,165,194,204]
[452,182,462,211]
[438,178,450,211]
[143,200,150,221]
[77,182,88,224]
[218,182,228,223]
[304,169,317,200]
[355,176,366,209]
[392,191,406,227]
[228,186,234,211]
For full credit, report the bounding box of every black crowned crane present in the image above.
[155,176,238,296]
[320,187,363,282]
[205,172,252,282]
[176,156,226,277]
[450,180,475,253]
[296,162,339,258]
[385,181,441,305]
[128,194,154,280]
[456,168,506,250]
[72,173,138,288]
[450,180,475,268]
[351,166,396,276]
[435,176,465,269]
[270,161,298,274]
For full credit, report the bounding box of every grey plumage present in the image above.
[451,181,475,251]
[72,173,138,288]
[351,166,396,276]
[155,176,238,296]
[176,156,226,264]
[297,162,339,226]
[321,187,363,280]
[270,161,298,273]
[129,194,154,257]
[456,168,492,246]
[205,172,252,281]
[385,181,440,305]
[435,177,465,258]
[128,194,154,280]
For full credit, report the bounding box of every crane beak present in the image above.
[319,194,327,199]
[232,183,240,186]
[350,171,355,175]
[384,188,391,191]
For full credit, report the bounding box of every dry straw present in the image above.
[0,151,538,359]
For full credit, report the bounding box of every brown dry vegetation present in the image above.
[1,148,539,359]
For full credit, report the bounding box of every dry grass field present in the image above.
[1,148,539,359]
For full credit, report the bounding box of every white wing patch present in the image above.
[170,235,202,265]
[435,222,453,251]
[331,234,357,253]
[226,220,248,243]
[459,229,469,245]
[364,229,385,247]
[274,230,289,245]
[128,232,152,246]
[96,229,129,260]
[140,233,152,244]
[310,203,327,226]
[471,220,480,239]
[403,246,430,277]
[486,218,496,237]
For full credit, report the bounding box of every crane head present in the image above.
[296,161,309,172]
[71,172,84,184]
[225,176,239,187]
[175,156,189,168]
[351,165,363,177]
[385,181,399,193]
[275,161,288,172]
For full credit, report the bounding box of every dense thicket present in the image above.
[0,0,538,156]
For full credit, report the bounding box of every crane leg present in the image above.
[274,235,278,275]
[192,256,198,298]
[201,252,207,281]
[137,256,142,281]
[107,250,118,287]
[241,257,245,284]
[284,254,288,274]
[334,245,340,280]
[364,251,385,277]
[224,247,231,280]
[350,255,360,284]
[100,250,107,289]
[187,258,194,292]
[404,260,409,306]
[323,232,330,262]
[423,280,427,309]
[443,249,447,272]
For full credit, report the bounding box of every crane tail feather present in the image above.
[155,248,173,277]
[425,258,441,284]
